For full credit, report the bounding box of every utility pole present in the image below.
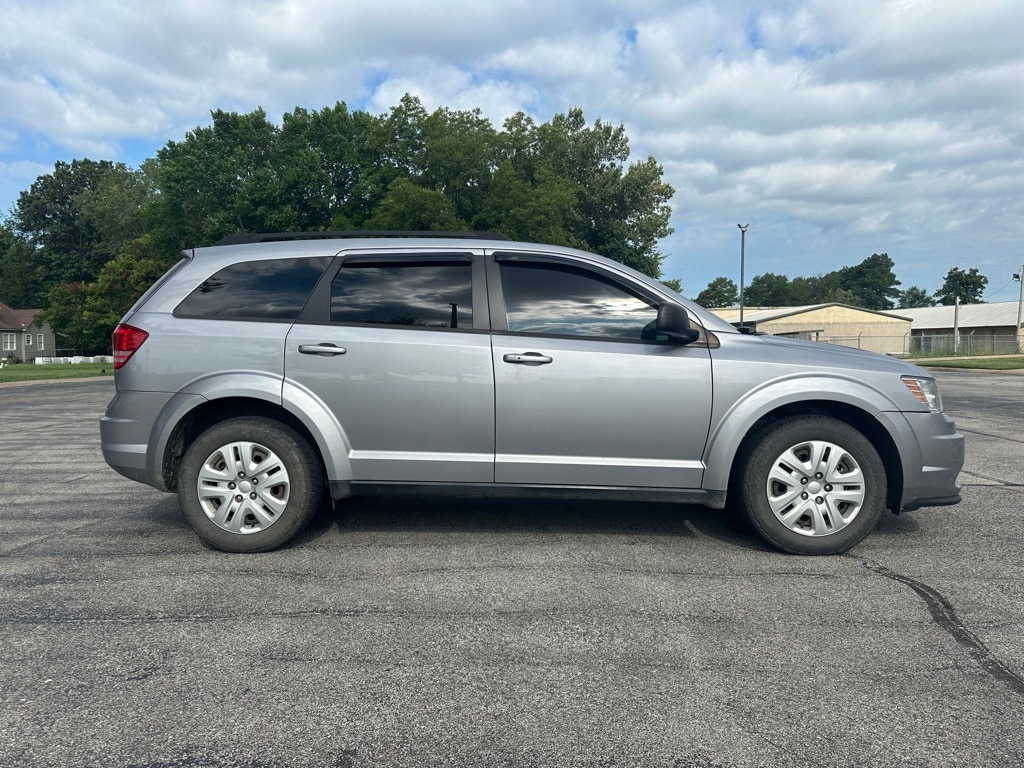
[738,224,749,328]
[1015,267,1024,353]
[953,295,960,355]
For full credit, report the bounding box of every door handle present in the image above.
[503,353,553,365]
[298,344,347,356]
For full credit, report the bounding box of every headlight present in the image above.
[902,376,943,412]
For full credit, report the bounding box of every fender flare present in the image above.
[150,372,354,493]
[148,391,208,491]
[701,372,912,493]
[150,372,285,491]
[281,379,353,488]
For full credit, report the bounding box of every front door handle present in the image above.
[298,343,347,356]
[503,352,553,365]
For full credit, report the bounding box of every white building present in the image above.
[899,301,1022,355]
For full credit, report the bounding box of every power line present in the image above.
[982,278,1013,301]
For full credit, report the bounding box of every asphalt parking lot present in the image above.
[1,371,1022,768]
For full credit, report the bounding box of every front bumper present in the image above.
[897,411,964,512]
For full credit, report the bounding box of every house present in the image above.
[0,302,58,362]
[898,300,1022,355]
[709,303,913,356]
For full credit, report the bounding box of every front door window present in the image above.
[498,261,660,341]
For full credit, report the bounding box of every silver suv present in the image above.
[100,232,963,555]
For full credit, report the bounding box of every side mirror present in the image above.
[656,303,700,345]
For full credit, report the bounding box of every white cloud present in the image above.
[0,159,53,217]
[1,0,1023,298]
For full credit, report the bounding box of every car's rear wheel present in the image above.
[736,415,886,555]
[178,417,323,553]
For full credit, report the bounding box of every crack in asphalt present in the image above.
[958,469,1024,487]
[957,425,1024,446]
[0,516,119,557]
[0,607,396,625]
[856,557,1024,700]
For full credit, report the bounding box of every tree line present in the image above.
[0,91,994,354]
[694,260,989,310]
[0,95,675,353]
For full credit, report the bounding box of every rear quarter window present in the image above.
[174,257,332,321]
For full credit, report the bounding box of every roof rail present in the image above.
[214,230,511,246]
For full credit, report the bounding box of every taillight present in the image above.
[112,324,149,370]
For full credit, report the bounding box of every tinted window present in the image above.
[331,260,473,329]
[175,257,331,321]
[499,261,659,340]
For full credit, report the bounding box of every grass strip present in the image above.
[918,356,1024,370]
[0,362,114,383]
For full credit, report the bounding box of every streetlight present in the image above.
[738,224,749,328]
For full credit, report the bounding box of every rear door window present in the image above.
[330,259,474,329]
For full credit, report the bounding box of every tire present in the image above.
[177,417,323,553]
[735,415,886,555]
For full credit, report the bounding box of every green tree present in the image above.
[19,161,171,347]
[781,255,901,308]
[744,272,792,306]
[341,98,502,231]
[420,106,498,225]
[85,241,177,337]
[822,286,857,304]
[40,237,176,354]
[0,226,47,307]
[39,281,103,354]
[280,102,378,227]
[596,154,674,277]
[695,276,739,308]
[787,275,819,305]
[787,274,843,304]
[154,108,293,248]
[472,108,674,276]
[0,238,45,308]
[836,253,901,309]
[74,162,157,258]
[149,97,674,278]
[10,158,117,286]
[363,178,467,231]
[13,96,680,349]
[473,164,579,246]
[527,108,674,277]
[343,95,430,225]
[934,267,988,305]
[897,286,935,308]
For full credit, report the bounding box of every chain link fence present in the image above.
[813,333,1021,357]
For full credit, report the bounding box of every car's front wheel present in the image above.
[736,415,886,555]
[177,417,323,553]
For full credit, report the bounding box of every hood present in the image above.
[744,333,930,376]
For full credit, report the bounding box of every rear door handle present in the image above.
[298,344,347,356]
[503,353,553,365]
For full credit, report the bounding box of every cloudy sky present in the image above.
[2,0,1024,301]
